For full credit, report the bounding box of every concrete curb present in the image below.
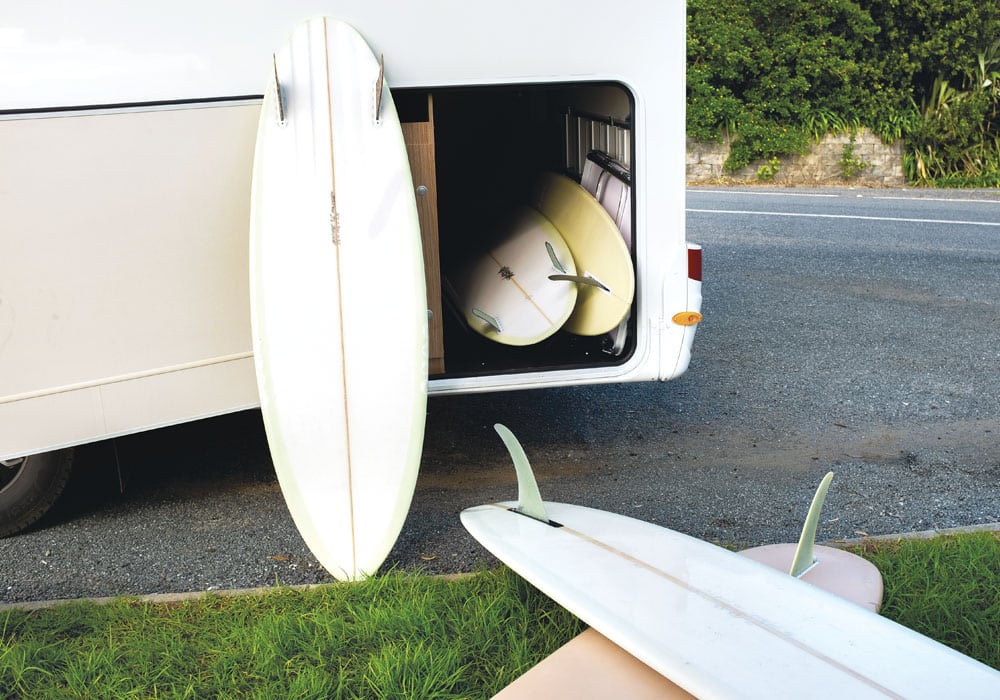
[3,526,998,613]
[0,573,472,612]
[0,583,324,613]
[824,521,1000,548]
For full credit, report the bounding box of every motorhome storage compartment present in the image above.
[394,82,636,379]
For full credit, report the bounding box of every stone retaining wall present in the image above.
[687,128,906,186]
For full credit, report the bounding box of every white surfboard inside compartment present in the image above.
[452,206,578,346]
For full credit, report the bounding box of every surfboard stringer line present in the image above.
[789,471,834,578]
[494,423,549,523]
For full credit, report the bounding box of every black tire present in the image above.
[0,448,74,537]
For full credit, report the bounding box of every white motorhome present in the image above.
[0,1,700,535]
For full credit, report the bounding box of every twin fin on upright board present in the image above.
[374,53,385,123]
[272,54,287,125]
[494,423,549,523]
[273,51,387,125]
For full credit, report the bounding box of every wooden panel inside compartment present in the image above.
[400,94,445,375]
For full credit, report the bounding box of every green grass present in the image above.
[3,533,999,698]
[0,569,583,699]
[851,531,1000,669]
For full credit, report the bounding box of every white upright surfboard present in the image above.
[462,429,1000,698]
[250,17,427,581]
[450,206,578,346]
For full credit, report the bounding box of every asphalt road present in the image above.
[3,186,999,604]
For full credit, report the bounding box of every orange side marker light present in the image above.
[672,311,703,326]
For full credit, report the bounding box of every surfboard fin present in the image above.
[472,308,502,333]
[374,53,385,122]
[548,274,611,292]
[272,54,287,125]
[789,471,834,578]
[494,424,549,523]
[545,241,568,273]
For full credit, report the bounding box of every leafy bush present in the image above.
[687,0,1000,184]
[756,156,781,181]
[687,0,879,171]
[903,41,1000,183]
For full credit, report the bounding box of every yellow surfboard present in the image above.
[530,173,635,336]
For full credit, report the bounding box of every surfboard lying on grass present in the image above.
[250,16,427,581]
[491,471,884,699]
[462,425,1000,699]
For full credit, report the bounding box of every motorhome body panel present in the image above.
[0,1,695,461]
[4,2,679,111]
[0,103,261,460]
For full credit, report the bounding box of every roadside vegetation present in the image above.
[859,532,1000,667]
[687,0,1000,186]
[0,568,582,699]
[2,532,999,698]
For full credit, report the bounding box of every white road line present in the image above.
[686,208,1000,227]
[867,194,1000,205]
[687,189,1000,205]
[689,189,839,198]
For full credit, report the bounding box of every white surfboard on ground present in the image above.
[462,426,1000,699]
[250,16,427,581]
[492,471,885,699]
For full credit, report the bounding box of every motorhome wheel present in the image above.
[0,449,74,537]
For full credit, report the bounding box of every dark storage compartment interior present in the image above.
[394,82,635,380]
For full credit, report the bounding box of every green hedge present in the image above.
[687,0,1000,185]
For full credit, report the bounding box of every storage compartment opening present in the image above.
[395,82,635,380]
